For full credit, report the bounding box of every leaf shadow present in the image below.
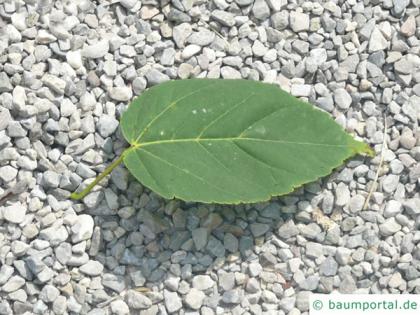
[82,170,350,309]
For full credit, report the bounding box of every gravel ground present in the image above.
[0,0,420,314]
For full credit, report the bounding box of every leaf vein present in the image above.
[238,106,293,137]
[234,140,300,176]
[133,151,170,196]
[134,81,219,144]
[196,141,268,192]
[138,147,245,200]
[230,140,279,184]
[197,92,256,138]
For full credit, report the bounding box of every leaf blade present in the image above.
[121,79,372,204]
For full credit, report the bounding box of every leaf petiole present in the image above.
[70,150,128,200]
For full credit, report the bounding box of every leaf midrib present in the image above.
[132,137,350,149]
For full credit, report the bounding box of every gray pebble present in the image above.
[382,174,400,193]
[173,23,192,48]
[299,275,319,290]
[0,265,14,285]
[291,84,312,97]
[369,27,388,52]
[66,50,83,69]
[400,129,416,149]
[395,55,415,75]
[384,200,402,217]
[164,290,182,313]
[222,289,241,304]
[217,272,235,294]
[110,300,129,315]
[3,203,26,224]
[316,96,334,112]
[2,276,25,293]
[349,195,365,213]
[192,275,214,290]
[404,199,420,215]
[0,109,12,131]
[182,44,201,59]
[206,236,225,257]
[145,69,170,86]
[102,273,126,293]
[82,40,109,59]
[278,220,299,239]
[300,223,322,241]
[108,87,133,102]
[41,74,66,95]
[178,63,194,79]
[248,262,263,277]
[289,11,310,32]
[188,29,215,46]
[79,260,104,276]
[184,288,205,310]
[164,277,180,291]
[246,278,260,293]
[379,218,402,236]
[271,11,289,30]
[0,166,18,182]
[39,284,60,303]
[125,290,152,309]
[7,121,27,138]
[97,115,119,138]
[252,0,270,20]
[306,241,324,258]
[296,291,310,311]
[103,60,117,76]
[133,77,147,94]
[236,0,253,5]
[0,73,13,93]
[250,223,270,237]
[223,233,239,252]
[391,0,409,17]
[41,170,60,189]
[221,66,241,79]
[335,182,350,206]
[319,256,338,276]
[71,214,94,243]
[160,48,176,66]
[334,88,352,110]
[400,16,416,37]
[335,247,352,265]
[339,275,357,293]
[192,227,208,251]
[211,10,235,27]
[55,242,72,265]
[388,272,404,288]
[52,296,67,314]
[120,0,138,9]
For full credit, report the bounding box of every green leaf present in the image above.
[118,79,372,204]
